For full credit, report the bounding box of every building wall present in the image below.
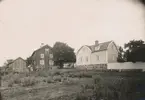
[32,46,54,69]
[107,62,145,71]
[9,58,28,72]
[90,51,107,64]
[76,46,92,65]
[107,42,118,63]
[76,46,108,66]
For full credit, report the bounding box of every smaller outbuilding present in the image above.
[8,57,28,73]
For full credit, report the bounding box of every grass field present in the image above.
[1,68,145,100]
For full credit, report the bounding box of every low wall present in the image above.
[107,62,145,71]
[75,64,107,70]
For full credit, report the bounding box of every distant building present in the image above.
[31,44,54,70]
[8,57,28,73]
[76,40,119,69]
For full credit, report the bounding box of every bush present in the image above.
[92,75,103,84]
[53,75,62,82]
[36,70,50,77]
[75,93,88,100]
[45,76,54,83]
[8,79,14,87]
[50,70,61,76]
[62,78,78,85]
[68,72,92,78]
[20,77,37,87]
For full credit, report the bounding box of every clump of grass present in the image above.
[53,75,61,82]
[20,77,37,87]
[8,79,14,87]
[75,93,89,100]
[44,76,54,83]
[62,78,78,85]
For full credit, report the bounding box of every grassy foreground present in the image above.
[1,68,145,100]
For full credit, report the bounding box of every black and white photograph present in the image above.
[0,0,145,100]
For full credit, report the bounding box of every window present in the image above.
[96,55,99,61]
[95,45,100,51]
[49,54,53,58]
[49,60,54,65]
[40,54,44,58]
[40,60,45,65]
[45,48,49,53]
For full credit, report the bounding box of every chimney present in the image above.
[40,43,44,47]
[95,40,99,45]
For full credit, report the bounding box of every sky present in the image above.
[0,0,145,66]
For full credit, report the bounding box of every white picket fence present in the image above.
[107,62,145,71]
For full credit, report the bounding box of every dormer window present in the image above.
[95,45,100,51]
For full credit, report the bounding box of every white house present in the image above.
[76,40,119,69]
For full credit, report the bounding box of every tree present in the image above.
[26,56,34,66]
[139,0,145,5]
[117,46,125,62]
[123,40,145,62]
[52,42,76,68]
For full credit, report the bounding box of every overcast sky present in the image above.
[0,0,144,65]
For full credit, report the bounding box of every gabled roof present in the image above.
[77,41,115,54]
[8,57,26,66]
[31,44,52,57]
[89,41,112,52]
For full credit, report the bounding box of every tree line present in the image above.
[117,40,145,63]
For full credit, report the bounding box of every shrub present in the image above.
[20,77,37,87]
[92,75,103,84]
[36,70,50,77]
[62,78,78,85]
[50,70,61,76]
[46,76,53,83]
[75,93,88,100]
[53,75,61,82]
[8,79,14,87]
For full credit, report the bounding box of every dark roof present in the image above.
[31,44,52,57]
[89,41,112,52]
[77,41,115,54]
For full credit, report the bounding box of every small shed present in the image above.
[8,57,28,73]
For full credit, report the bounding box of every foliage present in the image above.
[45,76,54,83]
[53,75,62,82]
[52,42,76,68]
[8,79,14,87]
[117,46,125,62]
[68,72,92,78]
[124,40,145,62]
[26,56,34,66]
[62,78,78,85]
[75,93,88,100]
[139,0,145,5]
[118,40,145,63]
[20,77,37,87]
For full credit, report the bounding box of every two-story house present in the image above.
[31,44,54,70]
[76,40,119,69]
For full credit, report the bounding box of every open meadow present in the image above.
[1,68,145,100]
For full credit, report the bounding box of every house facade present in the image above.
[76,40,119,69]
[31,44,54,70]
[8,57,28,73]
